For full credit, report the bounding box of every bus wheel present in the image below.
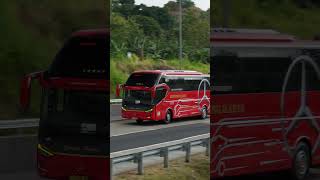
[201,106,208,119]
[163,110,172,124]
[136,119,144,124]
[290,142,310,180]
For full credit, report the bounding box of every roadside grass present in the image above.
[114,153,210,180]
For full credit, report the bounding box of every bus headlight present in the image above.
[145,109,153,113]
[38,144,54,157]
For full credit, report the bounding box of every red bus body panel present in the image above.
[211,29,320,178]
[38,153,108,180]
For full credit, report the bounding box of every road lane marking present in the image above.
[110,118,209,137]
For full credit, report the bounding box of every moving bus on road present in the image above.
[20,29,109,180]
[116,70,210,124]
[211,28,320,180]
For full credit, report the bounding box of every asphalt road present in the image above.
[111,122,209,152]
[110,104,121,121]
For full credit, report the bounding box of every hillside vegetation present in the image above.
[212,0,320,39]
[0,0,107,119]
[110,0,210,96]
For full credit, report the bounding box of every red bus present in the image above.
[116,70,210,124]
[211,28,320,180]
[20,29,109,180]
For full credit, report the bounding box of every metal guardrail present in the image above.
[0,119,39,130]
[110,99,122,104]
[0,99,123,132]
[110,134,210,180]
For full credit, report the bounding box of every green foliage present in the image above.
[131,15,162,37]
[111,0,210,62]
[212,0,320,39]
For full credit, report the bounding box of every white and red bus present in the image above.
[20,29,109,180]
[116,70,210,124]
[211,28,320,180]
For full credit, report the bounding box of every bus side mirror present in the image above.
[116,84,122,98]
[151,88,156,99]
[20,75,32,112]
[20,72,43,112]
[152,84,169,98]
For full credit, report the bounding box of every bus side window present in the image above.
[211,56,237,94]
[159,77,166,85]
[307,59,320,91]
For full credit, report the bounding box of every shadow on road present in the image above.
[121,116,208,127]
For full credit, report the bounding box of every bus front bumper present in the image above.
[37,149,108,180]
[122,109,155,120]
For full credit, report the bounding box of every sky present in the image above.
[135,0,210,11]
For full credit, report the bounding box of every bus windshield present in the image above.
[123,89,153,111]
[49,36,108,79]
[39,89,108,155]
[126,73,160,87]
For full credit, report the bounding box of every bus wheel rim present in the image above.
[202,108,207,118]
[296,150,308,178]
[166,112,171,122]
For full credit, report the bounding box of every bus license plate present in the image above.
[80,123,96,133]
[135,100,141,104]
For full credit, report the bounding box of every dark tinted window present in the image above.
[307,63,320,91]
[49,35,108,79]
[165,76,206,91]
[211,56,298,94]
[126,73,160,87]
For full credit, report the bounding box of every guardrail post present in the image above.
[185,142,191,163]
[161,147,169,168]
[136,152,144,175]
[110,159,113,180]
[205,138,210,156]
[16,128,23,135]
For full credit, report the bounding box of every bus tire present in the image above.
[136,119,144,124]
[201,106,208,119]
[163,110,172,124]
[290,142,311,180]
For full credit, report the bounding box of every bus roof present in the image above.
[211,28,295,43]
[132,70,208,76]
[71,29,109,37]
[211,28,320,49]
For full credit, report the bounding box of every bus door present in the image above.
[153,84,169,120]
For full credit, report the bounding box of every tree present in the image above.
[165,0,195,10]
[131,15,162,37]
[110,13,144,57]
[112,0,135,18]
[183,7,210,62]
[133,5,174,30]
